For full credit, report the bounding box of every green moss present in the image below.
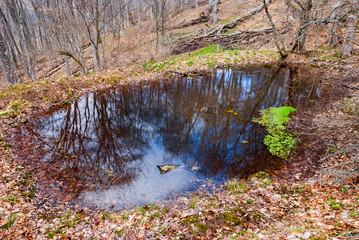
[136,207,147,215]
[219,212,242,226]
[186,61,194,66]
[120,212,129,220]
[226,180,239,191]
[190,45,223,57]
[28,188,36,198]
[222,15,236,23]
[3,196,18,203]
[102,211,111,220]
[1,213,18,230]
[23,172,32,179]
[38,214,57,221]
[0,110,10,116]
[232,207,245,214]
[181,215,208,233]
[328,197,343,210]
[10,101,21,110]
[115,229,124,236]
[195,223,209,233]
[189,197,199,209]
[321,55,340,60]
[248,171,270,181]
[252,213,263,221]
[152,212,161,218]
[181,215,200,225]
[45,227,63,238]
[239,183,248,191]
[258,179,273,188]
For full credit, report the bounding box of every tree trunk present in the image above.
[64,57,71,77]
[328,0,341,47]
[339,14,358,57]
[0,32,17,84]
[92,0,102,71]
[137,0,141,28]
[285,0,313,53]
[150,5,154,19]
[212,0,219,24]
[263,0,287,58]
[92,43,101,71]
[5,0,37,81]
[125,2,130,29]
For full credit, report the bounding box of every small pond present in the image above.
[12,66,320,210]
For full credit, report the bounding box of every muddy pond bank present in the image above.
[10,65,327,211]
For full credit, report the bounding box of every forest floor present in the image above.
[0,46,359,239]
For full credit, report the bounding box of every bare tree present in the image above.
[327,0,342,47]
[0,32,17,84]
[137,0,142,28]
[150,0,172,53]
[212,0,220,24]
[339,0,359,57]
[339,14,358,57]
[285,0,313,52]
[263,0,287,58]
[4,0,37,80]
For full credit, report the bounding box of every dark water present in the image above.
[13,67,320,209]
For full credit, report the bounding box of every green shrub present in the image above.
[253,106,297,160]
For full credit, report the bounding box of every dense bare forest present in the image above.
[0,0,358,85]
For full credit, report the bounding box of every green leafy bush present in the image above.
[253,106,297,160]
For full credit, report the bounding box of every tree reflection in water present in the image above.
[13,67,318,208]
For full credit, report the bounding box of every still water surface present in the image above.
[13,67,319,209]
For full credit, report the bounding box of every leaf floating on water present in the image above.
[226,110,238,115]
[241,140,249,143]
[201,107,216,114]
[191,166,200,171]
[157,165,180,174]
